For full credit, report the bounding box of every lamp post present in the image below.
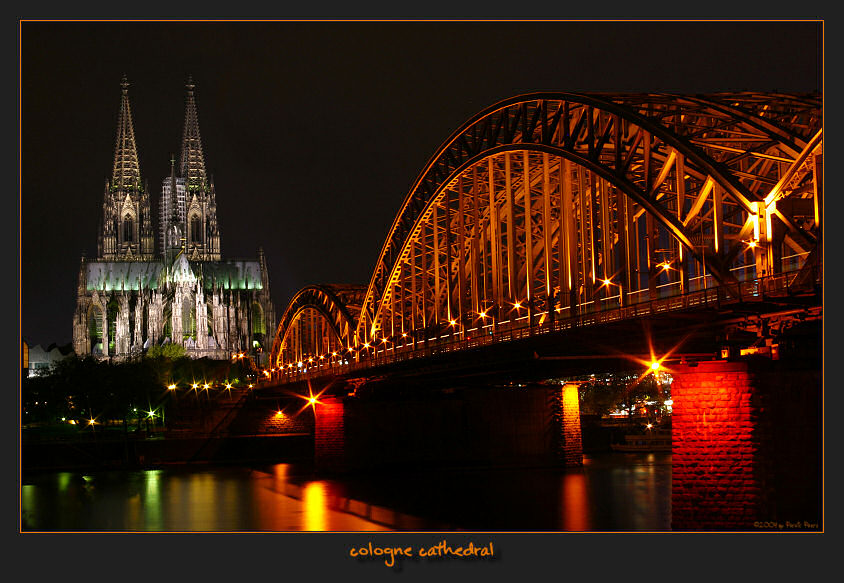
[600,278,623,309]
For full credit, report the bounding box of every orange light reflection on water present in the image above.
[303,481,328,531]
[254,465,391,531]
[562,471,589,531]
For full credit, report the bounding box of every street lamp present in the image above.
[601,277,623,307]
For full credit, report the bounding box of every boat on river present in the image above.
[611,430,672,452]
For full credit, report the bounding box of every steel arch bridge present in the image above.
[270,92,822,375]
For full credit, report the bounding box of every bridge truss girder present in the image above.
[270,284,364,367]
[356,93,821,344]
[269,92,821,368]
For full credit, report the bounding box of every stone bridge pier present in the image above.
[671,358,821,531]
[313,383,583,475]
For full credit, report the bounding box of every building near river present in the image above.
[23,341,75,377]
[72,76,275,364]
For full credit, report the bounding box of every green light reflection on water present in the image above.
[143,470,162,531]
[21,484,37,529]
[57,472,72,492]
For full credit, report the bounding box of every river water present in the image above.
[20,452,671,532]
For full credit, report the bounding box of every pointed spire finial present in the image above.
[179,75,208,191]
[111,75,141,191]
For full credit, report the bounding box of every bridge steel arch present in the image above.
[352,92,822,345]
[268,92,821,370]
[270,284,364,368]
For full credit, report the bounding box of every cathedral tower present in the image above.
[75,76,275,365]
[159,76,222,262]
[98,76,155,261]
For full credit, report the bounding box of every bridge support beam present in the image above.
[671,358,821,531]
[313,396,347,474]
[557,383,583,467]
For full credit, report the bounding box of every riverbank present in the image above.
[21,412,654,472]
[22,430,313,472]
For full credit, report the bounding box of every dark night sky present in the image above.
[20,20,822,348]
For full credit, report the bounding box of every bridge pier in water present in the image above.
[312,383,583,475]
[671,357,821,531]
[313,396,348,473]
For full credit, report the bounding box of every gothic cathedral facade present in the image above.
[72,77,276,364]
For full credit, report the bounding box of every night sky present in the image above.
[20,20,822,348]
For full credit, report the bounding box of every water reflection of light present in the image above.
[128,490,141,529]
[273,464,288,491]
[223,477,242,531]
[167,473,192,530]
[605,453,672,531]
[21,485,37,529]
[144,470,162,530]
[57,472,72,492]
[562,472,589,531]
[303,482,329,531]
[188,473,220,531]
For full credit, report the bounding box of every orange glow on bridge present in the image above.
[265,93,821,383]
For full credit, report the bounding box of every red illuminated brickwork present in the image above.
[671,360,768,530]
[314,397,347,473]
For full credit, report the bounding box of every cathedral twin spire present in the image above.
[111,75,142,192]
[77,76,273,363]
[100,75,221,263]
[99,75,152,260]
[180,75,209,193]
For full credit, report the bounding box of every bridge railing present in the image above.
[265,268,820,385]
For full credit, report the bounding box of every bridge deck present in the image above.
[262,272,820,390]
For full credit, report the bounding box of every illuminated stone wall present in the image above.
[314,397,347,473]
[559,383,583,467]
[671,358,821,531]
[72,255,276,364]
[671,361,761,530]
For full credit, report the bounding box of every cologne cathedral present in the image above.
[72,77,276,364]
